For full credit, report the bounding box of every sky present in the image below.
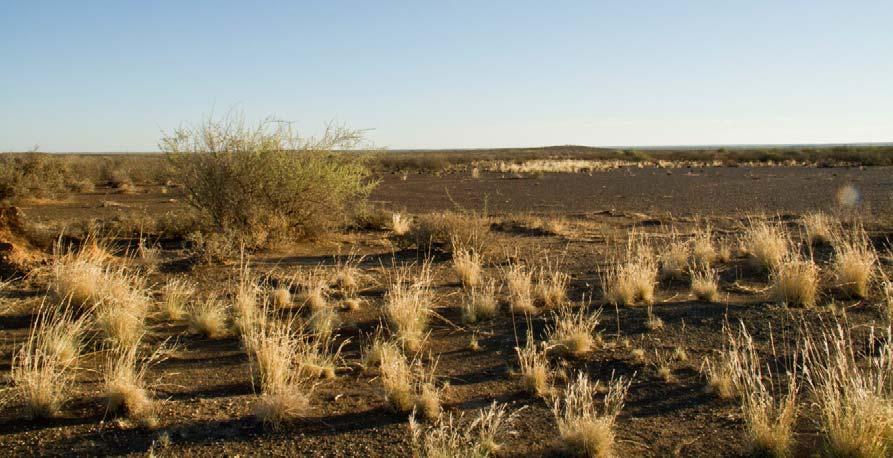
[1,1,892,152]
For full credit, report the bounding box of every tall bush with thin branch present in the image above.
[162,114,377,247]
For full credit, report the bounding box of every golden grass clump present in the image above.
[11,304,87,419]
[379,350,442,420]
[307,304,340,343]
[771,256,819,308]
[384,263,433,352]
[552,372,631,458]
[243,316,313,426]
[690,225,717,267]
[270,286,292,308]
[362,331,403,371]
[803,323,893,457]
[158,278,194,321]
[297,268,330,312]
[742,219,789,272]
[504,263,536,314]
[831,227,877,299]
[515,329,552,398]
[535,265,569,309]
[461,279,499,324]
[329,255,367,298]
[659,237,690,281]
[103,338,168,428]
[546,307,602,357]
[644,304,664,331]
[729,323,798,457]
[391,213,411,236]
[409,402,518,458]
[452,248,483,288]
[187,297,230,339]
[700,325,743,399]
[690,267,719,302]
[803,212,833,246]
[603,242,657,307]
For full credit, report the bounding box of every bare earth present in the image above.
[2,166,892,457]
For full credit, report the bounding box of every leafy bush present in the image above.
[0,153,71,201]
[161,115,377,248]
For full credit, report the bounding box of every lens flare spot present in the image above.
[836,185,860,208]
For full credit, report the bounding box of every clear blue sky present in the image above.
[2,1,891,152]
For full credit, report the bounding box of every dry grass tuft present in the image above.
[546,307,602,357]
[379,350,442,420]
[391,213,411,236]
[700,325,743,399]
[644,305,664,331]
[771,256,820,308]
[232,259,260,336]
[728,323,798,457]
[270,286,292,309]
[187,297,230,339]
[362,331,403,371]
[742,219,789,272]
[803,323,893,457]
[515,329,552,398]
[504,263,537,315]
[553,372,631,458]
[384,262,433,352]
[452,248,483,288]
[831,227,877,299]
[603,241,657,306]
[11,304,87,419]
[329,253,367,298]
[307,305,339,343]
[409,401,518,458]
[297,268,331,312]
[690,267,719,302]
[159,278,194,321]
[103,337,168,428]
[535,265,570,309]
[659,236,690,281]
[690,224,717,267]
[803,212,834,246]
[461,279,499,324]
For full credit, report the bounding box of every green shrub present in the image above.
[0,153,71,201]
[161,115,377,248]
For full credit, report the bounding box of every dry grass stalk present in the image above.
[690,224,717,267]
[803,212,833,246]
[187,297,229,339]
[690,267,719,302]
[552,372,631,458]
[462,279,499,324]
[742,219,789,272]
[504,263,536,315]
[270,286,292,309]
[330,258,366,300]
[362,330,403,371]
[802,323,893,457]
[771,256,819,308]
[700,324,743,399]
[307,304,339,343]
[241,309,317,426]
[653,350,675,383]
[232,258,260,336]
[603,240,657,306]
[729,323,798,457]
[379,350,442,420]
[543,217,566,236]
[644,305,663,331]
[297,268,330,312]
[103,337,169,428]
[831,227,877,299]
[546,307,602,357]
[384,262,433,352]
[535,265,569,309]
[391,213,411,236]
[515,329,551,398]
[409,401,518,458]
[660,235,690,281]
[453,248,483,288]
[11,304,87,418]
[159,278,194,321]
